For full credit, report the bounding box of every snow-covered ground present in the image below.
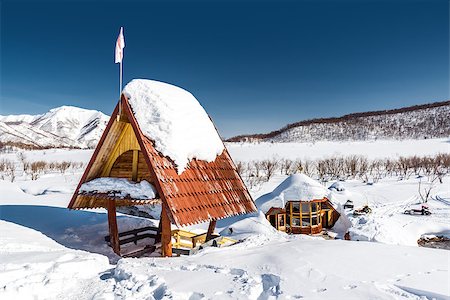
[1,139,449,299]
[226,138,450,161]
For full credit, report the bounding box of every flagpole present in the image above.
[118,60,123,120]
[120,61,123,96]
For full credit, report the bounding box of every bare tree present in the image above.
[0,159,16,182]
[235,161,245,176]
[293,159,303,174]
[261,159,279,181]
[418,175,439,203]
[57,161,71,174]
[303,159,314,176]
[280,159,294,175]
[249,160,262,178]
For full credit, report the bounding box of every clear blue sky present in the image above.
[1,0,448,138]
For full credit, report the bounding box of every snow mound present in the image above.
[331,204,352,238]
[0,220,110,299]
[123,79,224,174]
[329,181,345,191]
[79,177,157,199]
[255,174,330,213]
[219,211,280,241]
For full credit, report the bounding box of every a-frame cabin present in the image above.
[68,80,256,257]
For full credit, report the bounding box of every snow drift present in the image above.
[123,79,224,173]
[255,174,330,213]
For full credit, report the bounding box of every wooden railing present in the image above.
[105,226,159,246]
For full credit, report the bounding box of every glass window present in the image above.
[301,202,310,214]
[302,217,310,227]
[292,202,300,213]
[311,203,317,212]
[312,216,318,226]
[278,215,285,226]
[292,217,301,227]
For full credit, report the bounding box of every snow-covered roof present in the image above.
[123,79,224,174]
[255,174,330,213]
[79,177,157,200]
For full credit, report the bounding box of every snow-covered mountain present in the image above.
[0,106,109,149]
[227,100,450,143]
[2,100,449,149]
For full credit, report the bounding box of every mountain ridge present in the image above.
[0,106,109,149]
[226,100,450,142]
[1,100,449,149]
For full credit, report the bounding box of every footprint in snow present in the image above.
[343,285,357,290]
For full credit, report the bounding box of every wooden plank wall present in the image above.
[109,150,154,183]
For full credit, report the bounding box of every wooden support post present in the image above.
[155,219,162,243]
[107,199,120,255]
[206,219,217,242]
[132,150,139,181]
[160,205,172,257]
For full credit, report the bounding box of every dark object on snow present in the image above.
[343,200,354,209]
[404,204,431,215]
[418,235,450,250]
[353,205,372,216]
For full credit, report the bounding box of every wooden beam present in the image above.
[132,150,139,181]
[155,219,162,243]
[101,124,130,177]
[205,219,217,242]
[160,205,172,257]
[107,199,120,255]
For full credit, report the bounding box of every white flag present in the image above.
[115,27,125,64]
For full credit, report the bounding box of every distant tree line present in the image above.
[0,152,85,182]
[235,153,450,189]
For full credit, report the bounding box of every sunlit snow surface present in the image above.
[0,140,449,299]
[79,177,157,200]
[123,79,224,173]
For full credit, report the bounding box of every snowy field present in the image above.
[226,138,450,161]
[1,138,449,299]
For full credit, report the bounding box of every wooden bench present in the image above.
[171,229,237,256]
[105,226,160,256]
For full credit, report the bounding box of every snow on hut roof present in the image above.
[255,174,330,213]
[79,177,157,200]
[123,79,224,174]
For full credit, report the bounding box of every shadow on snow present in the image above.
[0,205,155,260]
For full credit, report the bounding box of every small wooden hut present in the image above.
[266,198,339,235]
[265,207,286,232]
[284,197,339,234]
[68,80,256,257]
[259,174,340,235]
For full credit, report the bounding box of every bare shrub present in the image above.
[280,159,294,175]
[246,175,263,190]
[56,161,71,174]
[235,161,245,176]
[418,175,439,203]
[302,159,314,176]
[293,159,303,174]
[397,156,413,180]
[0,159,16,182]
[261,159,279,181]
[344,155,359,178]
[24,160,48,180]
[249,160,262,178]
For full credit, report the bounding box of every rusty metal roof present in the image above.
[69,95,256,227]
